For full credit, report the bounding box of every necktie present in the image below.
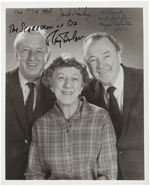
[107,86,122,139]
[26,82,35,124]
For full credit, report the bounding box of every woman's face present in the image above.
[51,67,84,106]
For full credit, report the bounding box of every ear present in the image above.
[50,84,55,94]
[48,78,54,91]
[79,82,84,94]
[117,52,121,64]
[15,50,20,61]
[14,48,18,59]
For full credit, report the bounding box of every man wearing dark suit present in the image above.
[82,32,144,180]
[6,29,55,180]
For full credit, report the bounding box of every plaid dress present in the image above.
[26,98,117,179]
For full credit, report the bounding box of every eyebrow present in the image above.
[23,45,44,49]
[57,72,65,75]
[57,72,81,76]
[87,50,110,58]
[72,74,81,77]
[22,46,30,48]
[87,55,96,60]
[102,51,110,55]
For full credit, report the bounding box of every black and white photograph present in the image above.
[0,1,149,185]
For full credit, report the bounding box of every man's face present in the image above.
[16,33,47,81]
[51,67,83,106]
[84,37,120,86]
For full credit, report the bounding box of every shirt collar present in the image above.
[18,70,40,87]
[113,65,124,93]
[53,97,85,120]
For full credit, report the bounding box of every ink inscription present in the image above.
[46,29,85,48]
[98,9,133,32]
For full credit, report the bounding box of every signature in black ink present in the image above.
[46,29,85,48]
[8,22,54,33]
[8,19,77,34]
[67,19,78,26]
[9,24,19,33]
[57,8,90,22]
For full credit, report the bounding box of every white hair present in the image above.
[14,27,47,52]
[14,27,51,63]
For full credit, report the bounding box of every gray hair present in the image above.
[14,27,47,52]
[42,56,90,88]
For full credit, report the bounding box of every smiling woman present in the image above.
[42,56,89,118]
[25,56,118,180]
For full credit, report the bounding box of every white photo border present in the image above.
[1,1,149,186]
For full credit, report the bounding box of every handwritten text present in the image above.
[98,9,133,32]
[46,29,85,48]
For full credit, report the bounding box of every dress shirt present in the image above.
[103,65,124,113]
[19,71,40,110]
[26,97,117,180]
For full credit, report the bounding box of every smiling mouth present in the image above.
[62,91,73,95]
[27,63,38,69]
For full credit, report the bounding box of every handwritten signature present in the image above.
[57,8,90,22]
[13,8,90,21]
[46,29,85,48]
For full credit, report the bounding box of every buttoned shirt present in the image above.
[26,98,117,180]
[19,71,40,110]
[103,66,124,113]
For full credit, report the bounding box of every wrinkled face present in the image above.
[84,37,120,86]
[16,33,48,81]
[51,67,83,106]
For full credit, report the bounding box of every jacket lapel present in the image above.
[93,80,107,109]
[121,65,137,132]
[32,84,44,125]
[32,84,55,126]
[8,69,29,138]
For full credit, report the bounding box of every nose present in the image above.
[63,78,72,88]
[97,58,104,69]
[28,50,36,60]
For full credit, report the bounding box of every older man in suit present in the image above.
[6,29,55,180]
[82,32,144,180]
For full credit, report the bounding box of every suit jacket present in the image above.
[82,65,144,180]
[6,68,56,180]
